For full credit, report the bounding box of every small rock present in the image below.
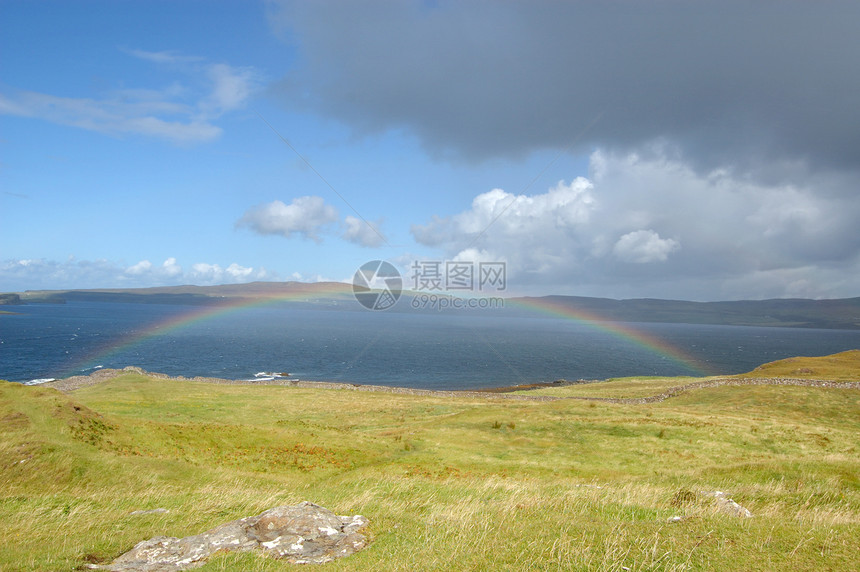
[700,491,753,518]
[93,502,368,571]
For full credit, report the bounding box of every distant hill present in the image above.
[9,281,354,306]
[3,282,859,329]
[511,295,860,329]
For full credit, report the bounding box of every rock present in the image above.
[701,491,753,518]
[92,502,368,571]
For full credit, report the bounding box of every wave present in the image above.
[77,365,104,373]
[246,371,293,382]
[24,378,57,385]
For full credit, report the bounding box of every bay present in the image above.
[1,301,859,389]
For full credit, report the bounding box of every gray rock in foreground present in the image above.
[91,502,368,571]
[705,490,753,518]
[686,490,752,518]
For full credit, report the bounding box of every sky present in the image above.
[2,0,859,301]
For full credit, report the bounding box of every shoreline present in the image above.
[42,367,566,401]
[40,366,860,404]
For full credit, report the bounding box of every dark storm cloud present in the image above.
[264,0,860,299]
[268,0,860,175]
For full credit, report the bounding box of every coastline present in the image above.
[41,365,860,404]
[43,366,562,401]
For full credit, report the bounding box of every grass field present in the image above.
[511,376,706,399]
[1,352,859,570]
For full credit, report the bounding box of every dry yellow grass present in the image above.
[737,349,860,380]
[1,351,859,570]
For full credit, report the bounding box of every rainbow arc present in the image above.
[64,286,713,379]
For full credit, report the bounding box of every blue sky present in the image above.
[2,1,859,300]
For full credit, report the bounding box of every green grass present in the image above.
[518,350,860,399]
[737,349,860,381]
[514,376,706,398]
[1,352,859,571]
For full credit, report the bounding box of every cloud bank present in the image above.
[269,0,860,299]
[412,150,860,299]
[0,257,270,290]
[269,0,860,176]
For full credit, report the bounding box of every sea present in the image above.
[2,301,859,390]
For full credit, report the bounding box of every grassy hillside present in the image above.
[738,350,860,381]
[517,351,860,399]
[1,354,859,570]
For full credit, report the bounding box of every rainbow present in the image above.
[62,285,713,379]
[61,283,353,378]
[507,296,713,376]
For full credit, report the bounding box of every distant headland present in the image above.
[3,281,859,329]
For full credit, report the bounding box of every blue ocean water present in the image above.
[2,301,859,389]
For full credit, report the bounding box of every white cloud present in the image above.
[0,94,29,116]
[126,260,153,275]
[125,257,185,281]
[162,257,182,277]
[412,177,596,245]
[191,262,221,276]
[2,257,129,290]
[226,263,254,279]
[190,262,268,285]
[126,49,204,65]
[412,177,597,281]
[200,64,259,118]
[237,198,389,247]
[0,50,259,145]
[613,230,679,263]
[452,248,498,264]
[0,257,269,290]
[0,91,222,144]
[342,215,386,247]
[237,196,339,242]
[412,148,860,299]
